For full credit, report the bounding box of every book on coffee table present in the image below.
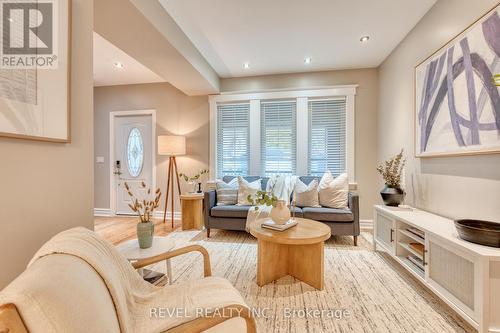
[261,219,298,231]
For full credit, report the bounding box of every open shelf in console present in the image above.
[396,220,426,277]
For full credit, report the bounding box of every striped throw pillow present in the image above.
[215,178,239,205]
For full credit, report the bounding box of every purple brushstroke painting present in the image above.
[415,7,500,156]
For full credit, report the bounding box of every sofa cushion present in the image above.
[211,205,304,219]
[211,205,251,218]
[302,207,353,222]
[290,206,303,218]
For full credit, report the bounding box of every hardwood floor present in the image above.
[94,216,182,245]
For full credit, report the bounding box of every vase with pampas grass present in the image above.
[125,181,161,249]
[376,149,406,206]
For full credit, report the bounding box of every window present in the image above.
[308,99,346,176]
[210,86,356,181]
[216,103,250,178]
[127,127,144,177]
[260,101,296,176]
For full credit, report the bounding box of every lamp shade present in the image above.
[158,135,186,156]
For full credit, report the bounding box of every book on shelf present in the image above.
[407,255,424,270]
[261,219,298,231]
[407,227,424,239]
[409,242,425,256]
[141,269,166,285]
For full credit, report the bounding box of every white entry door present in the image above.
[113,114,154,215]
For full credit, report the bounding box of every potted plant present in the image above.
[376,149,406,206]
[125,182,162,249]
[179,169,209,193]
[247,190,290,225]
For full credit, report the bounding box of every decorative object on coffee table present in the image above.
[455,219,500,248]
[249,218,330,289]
[180,193,204,230]
[247,189,290,225]
[116,236,175,285]
[377,149,406,206]
[125,181,161,249]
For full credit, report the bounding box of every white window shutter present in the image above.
[308,98,347,176]
[260,101,297,176]
[216,103,250,178]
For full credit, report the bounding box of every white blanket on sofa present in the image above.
[0,227,247,332]
[245,175,297,231]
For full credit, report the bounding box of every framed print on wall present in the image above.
[0,0,71,142]
[415,4,500,158]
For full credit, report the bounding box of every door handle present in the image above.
[390,228,394,242]
[114,160,122,175]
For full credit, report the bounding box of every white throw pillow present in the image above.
[215,178,239,205]
[318,172,349,208]
[294,178,320,208]
[237,177,261,206]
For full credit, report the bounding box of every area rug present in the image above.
[153,230,474,333]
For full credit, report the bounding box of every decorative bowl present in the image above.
[454,219,500,248]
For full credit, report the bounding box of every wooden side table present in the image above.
[180,193,204,230]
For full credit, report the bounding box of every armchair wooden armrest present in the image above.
[166,303,256,333]
[132,244,212,277]
[0,303,28,333]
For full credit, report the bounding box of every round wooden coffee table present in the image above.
[249,218,331,290]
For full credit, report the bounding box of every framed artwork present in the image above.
[415,4,500,157]
[0,0,71,142]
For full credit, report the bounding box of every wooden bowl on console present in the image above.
[454,219,500,248]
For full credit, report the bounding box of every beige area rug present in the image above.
[151,230,474,333]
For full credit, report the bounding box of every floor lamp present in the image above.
[158,135,186,227]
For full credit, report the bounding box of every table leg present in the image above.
[288,242,324,290]
[166,259,173,284]
[256,239,288,286]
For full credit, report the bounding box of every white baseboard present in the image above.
[153,210,182,220]
[94,208,112,216]
[94,208,182,220]
[360,219,373,230]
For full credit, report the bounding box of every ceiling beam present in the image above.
[94,0,219,95]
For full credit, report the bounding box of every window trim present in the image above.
[209,86,357,183]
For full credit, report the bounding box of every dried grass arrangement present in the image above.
[124,182,161,223]
[376,149,406,189]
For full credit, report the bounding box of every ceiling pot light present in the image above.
[304,57,312,64]
[243,62,250,69]
[113,62,124,69]
[360,36,370,43]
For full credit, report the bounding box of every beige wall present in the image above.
[0,0,94,288]
[221,69,379,221]
[94,83,209,213]
[378,0,500,221]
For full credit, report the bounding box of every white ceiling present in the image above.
[159,0,436,78]
[93,32,166,87]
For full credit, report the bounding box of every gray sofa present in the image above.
[204,176,360,245]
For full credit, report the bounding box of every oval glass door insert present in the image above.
[127,127,144,177]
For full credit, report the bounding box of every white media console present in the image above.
[374,205,500,333]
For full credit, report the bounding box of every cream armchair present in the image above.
[0,231,256,333]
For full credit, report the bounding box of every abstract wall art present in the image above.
[415,4,500,157]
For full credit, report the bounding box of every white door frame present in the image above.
[109,109,156,215]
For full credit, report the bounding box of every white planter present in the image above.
[270,200,291,225]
